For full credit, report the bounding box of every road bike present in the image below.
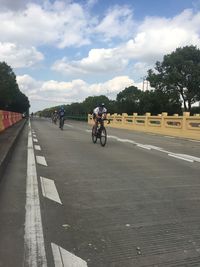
[59,117,64,130]
[92,118,109,147]
[53,114,58,124]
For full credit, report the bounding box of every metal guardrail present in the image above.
[65,115,88,121]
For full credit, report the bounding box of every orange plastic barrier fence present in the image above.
[0,110,22,133]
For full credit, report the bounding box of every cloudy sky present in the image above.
[0,0,200,112]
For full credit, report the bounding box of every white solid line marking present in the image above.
[175,154,200,163]
[168,153,194,162]
[51,243,88,267]
[189,139,200,143]
[92,133,198,164]
[40,177,62,204]
[34,145,41,151]
[108,135,136,144]
[33,138,38,142]
[36,156,48,166]
[65,124,74,128]
[24,120,47,266]
[137,144,151,150]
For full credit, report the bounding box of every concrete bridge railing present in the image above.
[88,112,200,140]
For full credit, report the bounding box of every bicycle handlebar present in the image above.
[97,117,111,124]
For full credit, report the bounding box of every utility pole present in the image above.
[146,80,149,90]
[142,76,149,91]
[142,77,145,91]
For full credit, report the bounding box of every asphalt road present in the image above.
[0,117,200,267]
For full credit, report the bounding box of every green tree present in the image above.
[116,86,142,114]
[139,90,182,115]
[0,61,30,112]
[147,46,200,112]
[82,95,110,114]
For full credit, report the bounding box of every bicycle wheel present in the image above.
[60,117,64,130]
[92,126,97,143]
[100,127,107,146]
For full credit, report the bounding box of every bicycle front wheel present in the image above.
[100,127,107,146]
[60,117,64,130]
[92,126,97,143]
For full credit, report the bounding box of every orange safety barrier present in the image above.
[0,110,4,132]
[0,110,22,133]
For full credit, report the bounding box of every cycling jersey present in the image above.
[93,107,107,117]
[59,109,65,117]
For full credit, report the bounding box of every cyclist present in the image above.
[93,103,107,133]
[52,110,58,124]
[58,106,65,129]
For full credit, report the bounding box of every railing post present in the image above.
[122,113,128,125]
[161,112,168,131]
[145,113,151,128]
[182,112,190,131]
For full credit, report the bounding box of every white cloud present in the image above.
[86,0,98,9]
[0,42,44,68]
[126,9,200,62]
[17,74,41,93]
[17,74,139,111]
[52,8,200,78]
[95,5,135,40]
[0,2,136,51]
[0,2,92,48]
[0,0,29,10]
[52,48,129,75]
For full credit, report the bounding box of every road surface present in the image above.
[0,117,200,267]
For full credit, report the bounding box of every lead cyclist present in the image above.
[92,103,107,134]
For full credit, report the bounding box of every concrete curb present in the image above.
[0,119,27,182]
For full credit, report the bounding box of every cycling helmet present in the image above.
[100,103,105,107]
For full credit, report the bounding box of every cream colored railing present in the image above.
[88,112,200,140]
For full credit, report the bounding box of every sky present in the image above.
[0,0,200,112]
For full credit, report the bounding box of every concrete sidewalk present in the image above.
[0,119,27,181]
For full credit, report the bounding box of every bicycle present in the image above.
[59,116,64,130]
[92,118,109,147]
[53,115,58,124]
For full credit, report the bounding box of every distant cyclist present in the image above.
[93,103,107,133]
[58,106,65,129]
[52,110,58,124]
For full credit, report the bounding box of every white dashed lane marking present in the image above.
[33,138,38,142]
[34,145,41,151]
[51,243,88,267]
[24,120,47,266]
[40,177,62,204]
[36,156,48,166]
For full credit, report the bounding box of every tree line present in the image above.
[0,62,30,113]
[38,45,200,118]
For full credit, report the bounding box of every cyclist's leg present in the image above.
[93,118,98,134]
